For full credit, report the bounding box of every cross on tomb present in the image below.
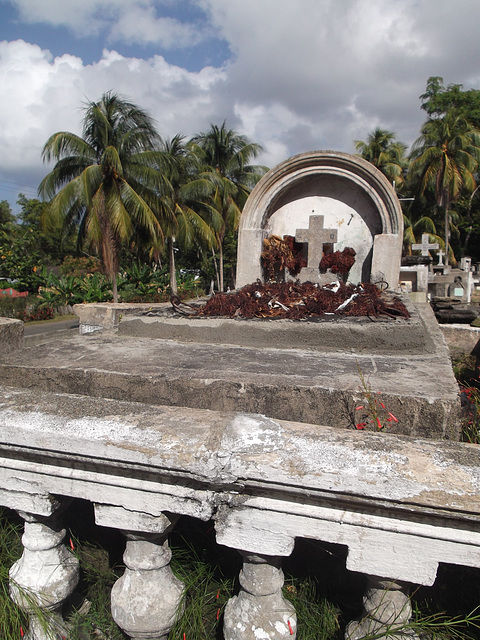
[436,249,445,266]
[295,215,338,270]
[412,233,439,256]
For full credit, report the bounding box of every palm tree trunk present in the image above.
[168,237,178,295]
[444,191,450,266]
[112,274,118,303]
[211,247,220,292]
[219,243,224,293]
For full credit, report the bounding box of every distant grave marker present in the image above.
[412,234,439,256]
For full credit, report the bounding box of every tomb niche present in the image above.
[236,151,403,289]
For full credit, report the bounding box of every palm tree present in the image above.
[39,91,165,302]
[355,128,408,190]
[409,111,480,265]
[191,122,267,291]
[154,135,217,294]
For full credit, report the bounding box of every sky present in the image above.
[1,0,480,212]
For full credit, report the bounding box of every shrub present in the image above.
[60,256,102,279]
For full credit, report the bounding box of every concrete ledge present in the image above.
[0,303,460,439]
[439,323,480,357]
[74,302,171,334]
[0,384,479,585]
[0,317,23,353]
[76,297,435,355]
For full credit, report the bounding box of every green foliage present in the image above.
[0,227,47,292]
[191,121,267,291]
[0,200,15,227]
[284,578,340,640]
[408,110,480,264]
[421,76,480,128]
[59,256,102,278]
[39,91,166,301]
[355,128,408,190]
[67,538,125,640]
[169,541,234,639]
[17,194,74,264]
[0,295,28,319]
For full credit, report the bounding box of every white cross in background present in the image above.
[412,233,439,256]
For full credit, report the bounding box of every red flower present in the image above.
[356,423,366,429]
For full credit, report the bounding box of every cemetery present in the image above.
[1,150,480,640]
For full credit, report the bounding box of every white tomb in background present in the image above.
[236,151,403,289]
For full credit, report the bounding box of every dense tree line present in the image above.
[36,91,266,301]
[356,77,480,266]
[3,78,480,299]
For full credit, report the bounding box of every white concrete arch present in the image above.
[236,151,403,288]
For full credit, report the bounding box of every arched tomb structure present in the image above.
[236,150,403,289]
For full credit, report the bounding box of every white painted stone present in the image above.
[1,386,480,589]
[346,577,417,640]
[224,554,296,640]
[111,532,185,640]
[9,511,79,640]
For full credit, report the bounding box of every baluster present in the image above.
[224,552,296,640]
[345,576,418,640]
[99,508,184,640]
[9,510,80,640]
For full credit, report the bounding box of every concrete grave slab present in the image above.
[0,301,460,439]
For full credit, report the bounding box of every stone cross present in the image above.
[436,249,445,266]
[295,215,338,269]
[412,233,439,256]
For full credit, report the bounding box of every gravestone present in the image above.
[295,215,338,283]
[412,233,439,258]
[236,151,403,289]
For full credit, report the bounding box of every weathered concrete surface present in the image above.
[439,323,480,357]
[0,303,459,439]
[115,299,434,355]
[1,384,480,585]
[73,301,171,334]
[0,317,23,353]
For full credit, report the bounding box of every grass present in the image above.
[2,508,480,640]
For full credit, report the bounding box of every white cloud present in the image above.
[109,5,206,48]
[3,0,480,206]
[0,39,227,195]
[8,0,212,48]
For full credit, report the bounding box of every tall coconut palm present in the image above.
[154,135,217,294]
[39,91,165,301]
[191,122,267,291]
[355,128,408,189]
[409,111,480,265]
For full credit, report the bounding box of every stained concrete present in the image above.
[0,317,23,353]
[0,301,460,439]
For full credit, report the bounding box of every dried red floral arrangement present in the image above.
[319,247,356,276]
[194,281,410,320]
[261,235,306,279]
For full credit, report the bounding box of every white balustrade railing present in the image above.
[1,383,480,639]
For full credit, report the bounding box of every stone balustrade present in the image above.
[2,383,480,639]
